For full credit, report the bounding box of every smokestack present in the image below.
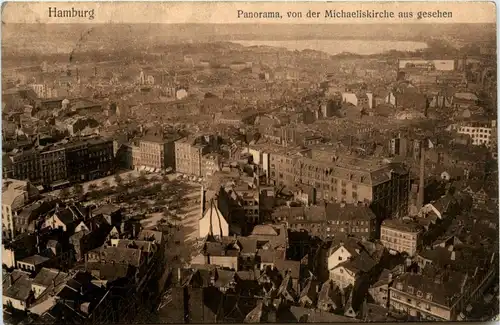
[417,140,425,209]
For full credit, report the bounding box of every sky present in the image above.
[1,1,497,25]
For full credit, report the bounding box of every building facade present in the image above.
[138,134,178,170]
[64,137,114,183]
[456,121,496,147]
[2,179,38,240]
[175,137,210,176]
[380,219,423,256]
[266,151,410,219]
[39,147,67,187]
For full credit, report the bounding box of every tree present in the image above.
[114,173,123,186]
[137,173,148,186]
[126,173,135,185]
[170,214,183,226]
[60,187,71,200]
[73,184,84,199]
[101,180,110,189]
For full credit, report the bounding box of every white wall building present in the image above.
[457,120,496,147]
[2,179,37,240]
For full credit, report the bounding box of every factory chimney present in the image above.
[417,140,426,209]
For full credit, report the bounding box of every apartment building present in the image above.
[255,146,410,219]
[380,219,423,256]
[64,137,114,183]
[201,153,221,179]
[2,179,39,240]
[6,137,114,188]
[7,149,41,185]
[138,133,178,170]
[273,202,377,240]
[456,120,496,147]
[389,257,497,321]
[39,146,67,187]
[175,137,211,176]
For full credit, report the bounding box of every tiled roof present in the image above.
[326,203,376,221]
[19,254,50,266]
[381,219,423,233]
[4,270,33,301]
[32,268,68,288]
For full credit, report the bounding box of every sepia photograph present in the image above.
[0,2,498,324]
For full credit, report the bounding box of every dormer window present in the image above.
[407,286,414,294]
[426,293,433,301]
[396,282,403,290]
[417,290,423,298]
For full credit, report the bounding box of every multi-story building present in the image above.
[64,137,114,183]
[138,133,178,170]
[2,179,39,240]
[267,146,310,187]
[456,120,496,147]
[389,253,497,321]
[217,176,261,225]
[300,155,410,219]
[4,137,114,187]
[131,143,141,169]
[255,147,410,220]
[8,149,41,185]
[380,219,423,256]
[273,202,377,240]
[39,146,67,187]
[175,137,211,176]
[114,142,134,170]
[201,153,221,179]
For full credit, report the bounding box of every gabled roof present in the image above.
[318,279,341,307]
[32,268,68,288]
[325,203,376,221]
[3,270,33,301]
[339,250,377,274]
[214,269,236,288]
[371,269,392,288]
[299,278,319,302]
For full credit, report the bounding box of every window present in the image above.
[408,286,414,294]
[426,293,433,301]
[396,283,403,290]
[338,256,343,261]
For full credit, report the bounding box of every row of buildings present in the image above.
[3,136,114,189]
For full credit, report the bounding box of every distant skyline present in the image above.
[2,2,496,24]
